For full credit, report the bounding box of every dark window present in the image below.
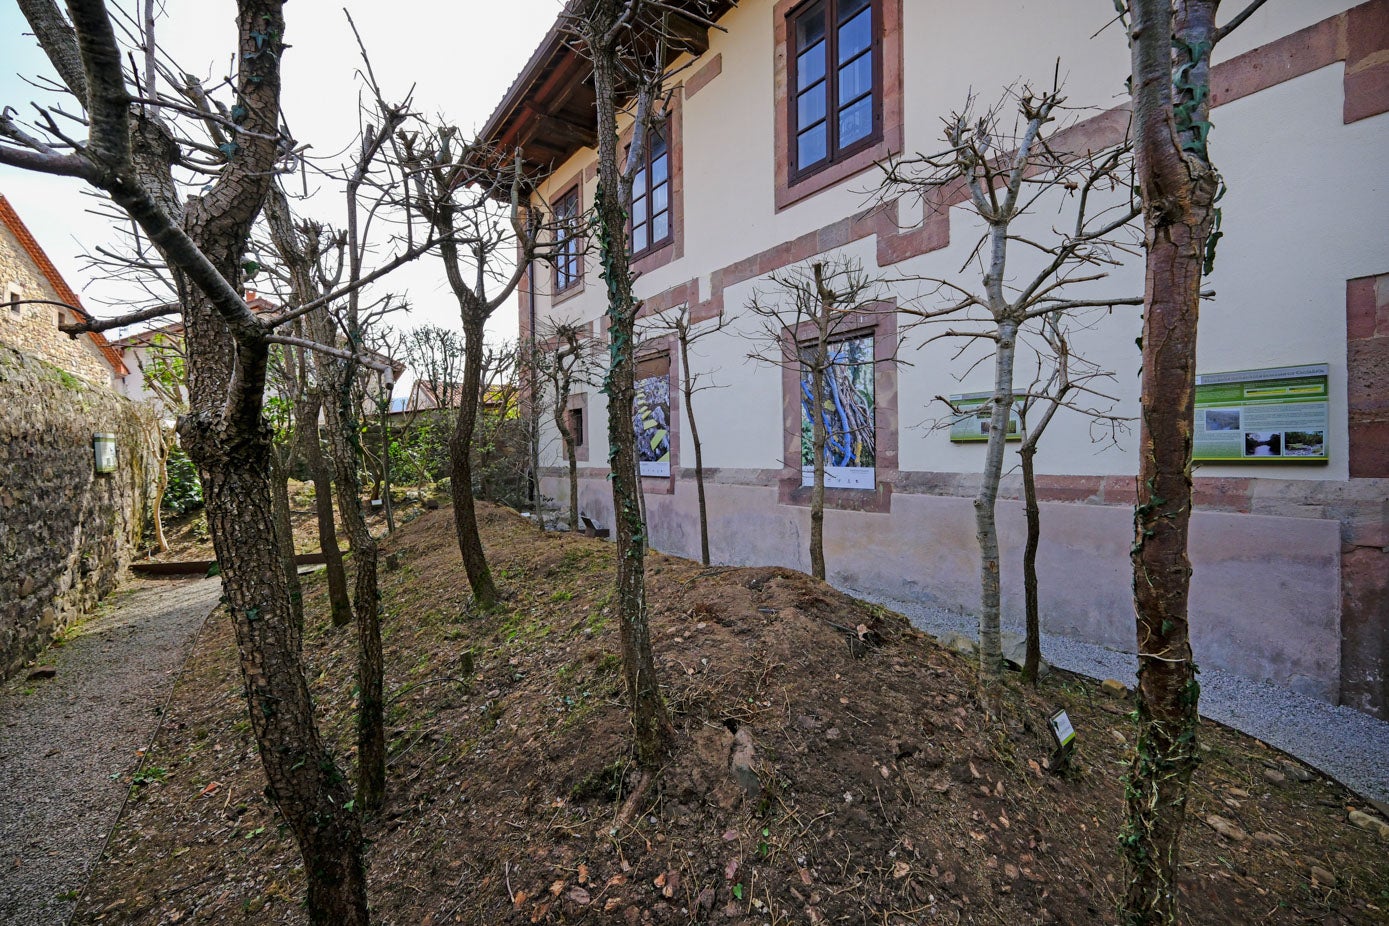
[789,0,879,178]
[567,406,584,447]
[5,286,20,317]
[630,129,672,256]
[553,186,582,293]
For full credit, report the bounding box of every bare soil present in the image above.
[74,503,1389,924]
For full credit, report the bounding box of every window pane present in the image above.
[838,0,870,20]
[632,192,647,225]
[652,210,669,243]
[796,2,826,48]
[796,42,826,91]
[651,151,668,185]
[652,181,668,215]
[838,8,870,62]
[648,132,667,160]
[633,223,648,252]
[839,93,873,146]
[798,123,827,168]
[838,52,872,104]
[797,84,826,128]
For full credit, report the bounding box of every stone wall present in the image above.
[0,344,157,677]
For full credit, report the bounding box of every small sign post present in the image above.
[1048,708,1076,772]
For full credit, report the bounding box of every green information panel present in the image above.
[949,391,1021,443]
[1193,363,1329,462]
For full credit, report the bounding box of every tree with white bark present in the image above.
[880,81,1141,685]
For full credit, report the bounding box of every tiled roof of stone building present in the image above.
[0,194,128,377]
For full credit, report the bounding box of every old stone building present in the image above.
[0,193,127,387]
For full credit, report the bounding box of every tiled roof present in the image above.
[0,193,129,377]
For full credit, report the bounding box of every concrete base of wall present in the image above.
[553,470,1346,706]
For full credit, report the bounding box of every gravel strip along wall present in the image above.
[0,344,158,678]
[0,578,221,926]
[844,585,1389,806]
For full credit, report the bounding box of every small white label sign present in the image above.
[1049,709,1076,748]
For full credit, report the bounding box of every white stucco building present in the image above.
[482,0,1389,717]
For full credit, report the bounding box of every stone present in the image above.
[26,666,56,681]
[1310,866,1335,886]
[937,631,977,658]
[1205,814,1249,842]
[1000,632,1050,677]
[1347,809,1389,840]
[19,576,34,597]
[730,727,761,799]
[1280,762,1316,783]
[1100,679,1129,699]
[1263,768,1287,785]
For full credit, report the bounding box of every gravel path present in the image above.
[0,578,220,926]
[842,586,1389,805]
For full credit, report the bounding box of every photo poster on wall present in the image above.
[800,334,876,490]
[1193,363,1329,462]
[947,391,1022,443]
[634,353,672,477]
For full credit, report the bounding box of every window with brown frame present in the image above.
[567,405,584,448]
[630,128,672,257]
[553,185,582,293]
[788,0,881,179]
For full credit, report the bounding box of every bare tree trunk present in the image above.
[321,361,385,812]
[679,335,710,566]
[269,444,304,651]
[552,374,580,532]
[1019,443,1042,685]
[808,362,828,582]
[975,319,1018,677]
[449,317,500,609]
[191,433,369,924]
[379,378,395,532]
[151,429,171,553]
[1122,1,1219,922]
[587,12,674,766]
[298,393,352,627]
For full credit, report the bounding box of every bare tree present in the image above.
[747,259,886,581]
[402,132,553,611]
[0,2,378,919]
[130,332,188,553]
[880,82,1140,682]
[566,0,726,769]
[404,324,466,413]
[639,306,728,565]
[1013,316,1127,683]
[534,319,599,532]
[266,123,413,815]
[1120,0,1259,920]
[276,290,354,627]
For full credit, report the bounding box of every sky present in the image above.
[0,0,563,343]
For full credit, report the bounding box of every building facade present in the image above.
[484,1,1389,717]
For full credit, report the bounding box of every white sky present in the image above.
[0,0,564,343]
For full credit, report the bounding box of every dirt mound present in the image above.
[75,503,1389,925]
